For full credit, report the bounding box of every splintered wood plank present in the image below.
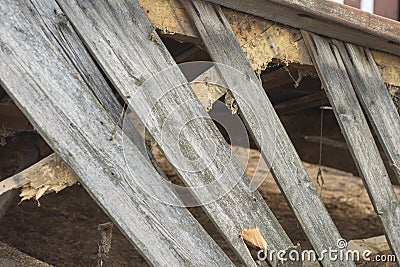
[302,31,400,262]
[56,0,293,266]
[0,1,234,265]
[332,41,400,183]
[181,1,353,266]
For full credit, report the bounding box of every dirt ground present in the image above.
[0,147,399,266]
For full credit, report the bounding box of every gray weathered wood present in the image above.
[24,0,146,156]
[56,0,293,265]
[333,41,400,183]
[202,0,400,57]
[302,31,400,263]
[274,92,326,115]
[0,0,235,265]
[181,1,353,266]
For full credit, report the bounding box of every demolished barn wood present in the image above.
[0,0,399,266]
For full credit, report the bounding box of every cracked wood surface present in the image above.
[0,0,234,265]
[181,1,355,266]
[331,41,400,184]
[55,0,297,265]
[302,31,400,264]
[137,0,400,89]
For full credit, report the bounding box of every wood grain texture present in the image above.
[302,31,400,263]
[55,0,294,266]
[0,0,234,266]
[273,92,326,115]
[135,0,400,88]
[181,1,354,266]
[333,41,400,183]
[203,0,400,57]
[22,0,147,157]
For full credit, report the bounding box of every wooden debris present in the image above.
[0,241,52,267]
[204,0,400,57]
[58,0,293,266]
[137,0,400,89]
[0,154,77,202]
[149,30,162,45]
[98,222,113,267]
[0,1,234,265]
[0,138,43,220]
[371,50,400,88]
[189,66,227,111]
[240,228,268,251]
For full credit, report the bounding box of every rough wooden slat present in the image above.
[0,241,52,267]
[0,1,234,265]
[135,0,400,91]
[56,0,294,266]
[25,0,147,157]
[274,92,326,115]
[302,31,400,263]
[203,0,400,57]
[333,41,400,183]
[181,1,354,266]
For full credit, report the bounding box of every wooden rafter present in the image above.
[204,0,400,56]
[0,0,234,265]
[181,1,355,266]
[55,0,300,266]
[137,0,400,89]
[302,30,400,263]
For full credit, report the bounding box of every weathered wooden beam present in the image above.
[56,0,295,266]
[302,31,400,264]
[137,0,400,89]
[0,241,52,267]
[182,1,355,266]
[333,41,400,183]
[0,0,234,265]
[203,0,400,57]
[138,0,312,71]
[274,91,326,115]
